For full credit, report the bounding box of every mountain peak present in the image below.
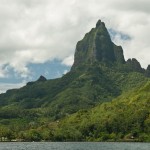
[145,65,150,77]
[26,75,47,86]
[126,58,143,73]
[96,20,105,28]
[72,19,125,69]
[96,19,102,27]
[37,75,47,82]
[147,65,150,71]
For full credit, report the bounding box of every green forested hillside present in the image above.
[1,80,149,142]
[0,20,150,141]
[46,81,150,142]
[0,63,147,122]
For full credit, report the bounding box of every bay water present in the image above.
[0,142,150,150]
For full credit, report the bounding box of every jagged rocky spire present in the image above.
[147,65,150,70]
[126,58,144,73]
[145,65,150,77]
[72,20,125,69]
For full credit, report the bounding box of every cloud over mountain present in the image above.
[0,0,150,79]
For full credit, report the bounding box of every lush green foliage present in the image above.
[51,81,150,142]
[1,80,150,142]
[0,20,150,141]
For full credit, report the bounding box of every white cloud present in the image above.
[62,55,74,66]
[63,70,69,75]
[0,82,25,94]
[0,0,150,81]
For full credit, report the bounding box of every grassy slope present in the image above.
[53,80,150,142]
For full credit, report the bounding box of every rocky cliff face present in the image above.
[145,65,150,77]
[72,20,125,69]
[72,20,149,75]
[113,45,125,64]
[126,58,144,73]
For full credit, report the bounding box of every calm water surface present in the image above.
[0,142,150,150]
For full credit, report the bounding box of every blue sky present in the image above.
[0,0,150,93]
[0,60,71,93]
[0,60,70,83]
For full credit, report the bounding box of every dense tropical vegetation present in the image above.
[0,20,150,142]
